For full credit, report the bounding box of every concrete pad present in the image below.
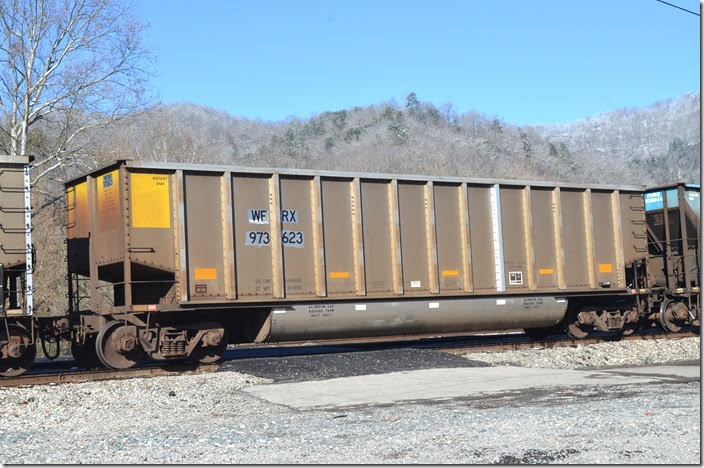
[242,365,700,410]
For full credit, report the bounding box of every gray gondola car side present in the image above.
[63,160,651,359]
[65,161,647,306]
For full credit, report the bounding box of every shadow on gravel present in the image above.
[592,368,701,384]
[451,385,642,410]
[218,348,490,383]
[496,448,579,464]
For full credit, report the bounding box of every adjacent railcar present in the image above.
[0,155,35,376]
[643,183,700,332]
[63,160,654,369]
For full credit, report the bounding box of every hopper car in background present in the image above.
[0,157,700,376]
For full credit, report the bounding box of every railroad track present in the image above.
[1,326,698,388]
[439,327,698,354]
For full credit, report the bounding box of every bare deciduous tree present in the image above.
[0,0,151,186]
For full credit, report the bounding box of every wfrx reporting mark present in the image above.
[247,209,299,224]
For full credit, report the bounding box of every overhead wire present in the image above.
[654,0,700,16]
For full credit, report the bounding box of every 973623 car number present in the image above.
[282,230,304,248]
[245,230,304,247]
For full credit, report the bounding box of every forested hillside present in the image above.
[78,91,700,187]
[28,91,701,315]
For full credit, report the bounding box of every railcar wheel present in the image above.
[191,327,228,364]
[95,320,145,369]
[0,324,36,377]
[565,308,592,339]
[659,302,687,333]
[71,334,101,369]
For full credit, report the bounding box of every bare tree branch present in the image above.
[0,0,152,185]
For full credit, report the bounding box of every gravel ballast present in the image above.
[462,336,700,369]
[0,337,700,464]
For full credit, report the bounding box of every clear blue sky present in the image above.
[136,0,700,125]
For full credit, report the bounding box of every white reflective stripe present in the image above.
[23,164,32,315]
[496,299,506,305]
[355,304,366,311]
[428,302,440,309]
[272,309,287,314]
[490,184,505,292]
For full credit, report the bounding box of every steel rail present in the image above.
[0,362,220,388]
[440,329,698,355]
[0,327,698,388]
